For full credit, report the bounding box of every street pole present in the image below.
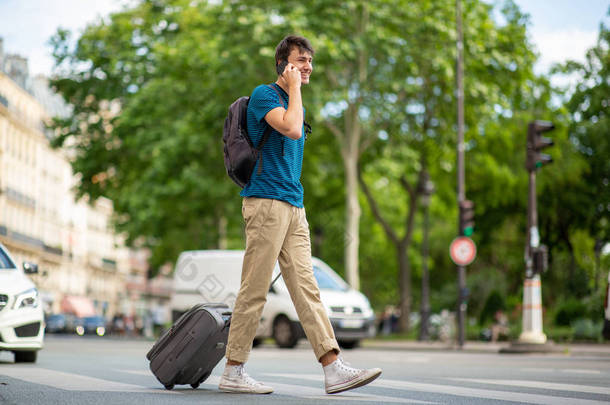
[502,121,557,353]
[419,171,434,341]
[519,146,546,344]
[456,0,466,348]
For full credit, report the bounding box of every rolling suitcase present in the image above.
[146,303,231,390]
[146,273,281,390]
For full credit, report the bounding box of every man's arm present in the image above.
[264,64,303,140]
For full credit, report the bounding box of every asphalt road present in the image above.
[1,335,609,404]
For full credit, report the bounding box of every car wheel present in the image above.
[14,350,37,363]
[338,340,360,349]
[273,316,298,348]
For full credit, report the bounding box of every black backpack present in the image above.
[222,85,281,188]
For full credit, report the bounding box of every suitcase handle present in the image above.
[270,272,281,288]
[203,303,230,309]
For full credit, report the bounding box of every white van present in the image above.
[169,250,376,349]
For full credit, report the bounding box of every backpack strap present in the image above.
[254,84,284,174]
[256,125,273,174]
[268,83,286,108]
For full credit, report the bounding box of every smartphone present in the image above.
[276,60,288,76]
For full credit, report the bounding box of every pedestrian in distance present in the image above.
[218,35,382,395]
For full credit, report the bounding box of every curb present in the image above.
[360,339,610,357]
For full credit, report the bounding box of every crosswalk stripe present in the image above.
[376,355,430,364]
[521,367,603,375]
[449,378,610,396]
[561,369,602,375]
[0,366,177,394]
[113,368,151,376]
[267,373,610,405]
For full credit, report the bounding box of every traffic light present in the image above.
[459,200,475,237]
[532,245,548,274]
[526,121,555,171]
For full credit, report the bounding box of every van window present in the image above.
[313,266,348,292]
[0,247,16,269]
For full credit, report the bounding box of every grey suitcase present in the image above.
[146,303,231,390]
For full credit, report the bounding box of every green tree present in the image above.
[545,14,610,297]
[355,0,559,331]
[46,0,589,325]
[49,0,287,268]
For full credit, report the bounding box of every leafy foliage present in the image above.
[47,0,607,333]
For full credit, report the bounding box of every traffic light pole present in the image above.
[519,167,547,344]
[526,170,536,274]
[503,121,557,353]
[456,0,466,349]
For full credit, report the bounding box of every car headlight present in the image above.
[361,297,374,317]
[13,288,39,309]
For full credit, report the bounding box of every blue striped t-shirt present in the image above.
[240,83,306,207]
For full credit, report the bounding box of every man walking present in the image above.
[218,35,382,395]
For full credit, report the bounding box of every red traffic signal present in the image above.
[526,121,555,171]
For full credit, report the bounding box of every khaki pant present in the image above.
[225,197,340,363]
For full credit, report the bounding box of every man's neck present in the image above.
[275,79,289,94]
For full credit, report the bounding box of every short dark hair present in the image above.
[275,35,314,65]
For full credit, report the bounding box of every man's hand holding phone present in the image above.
[278,61,301,89]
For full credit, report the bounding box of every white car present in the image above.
[0,243,44,362]
[170,250,376,349]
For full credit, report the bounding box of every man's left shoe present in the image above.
[218,364,273,394]
[323,358,382,394]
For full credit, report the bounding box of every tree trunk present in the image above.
[358,167,423,333]
[343,130,361,290]
[397,241,411,333]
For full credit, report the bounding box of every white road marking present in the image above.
[521,367,603,375]
[0,366,176,394]
[376,355,430,364]
[520,368,556,373]
[561,369,602,375]
[450,378,610,395]
[113,368,152,376]
[303,395,436,403]
[268,373,610,405]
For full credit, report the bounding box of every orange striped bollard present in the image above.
[518,274,547,344]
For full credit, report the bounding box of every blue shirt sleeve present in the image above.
[250,85,284,123]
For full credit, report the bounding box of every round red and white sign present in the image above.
[449,236,477,266]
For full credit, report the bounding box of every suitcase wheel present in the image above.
[164,384,175,390]
[191,382,200,389]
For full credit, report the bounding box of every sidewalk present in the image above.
[361,339,610,357]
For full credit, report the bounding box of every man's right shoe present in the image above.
[218,364,273,394]
[323,358,382,394]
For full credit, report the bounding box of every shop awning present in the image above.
[60,295,96,318]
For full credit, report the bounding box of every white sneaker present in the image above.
[218,364,273,394]
[323,358,382,394]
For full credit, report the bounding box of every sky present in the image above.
[0,0,608,78]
